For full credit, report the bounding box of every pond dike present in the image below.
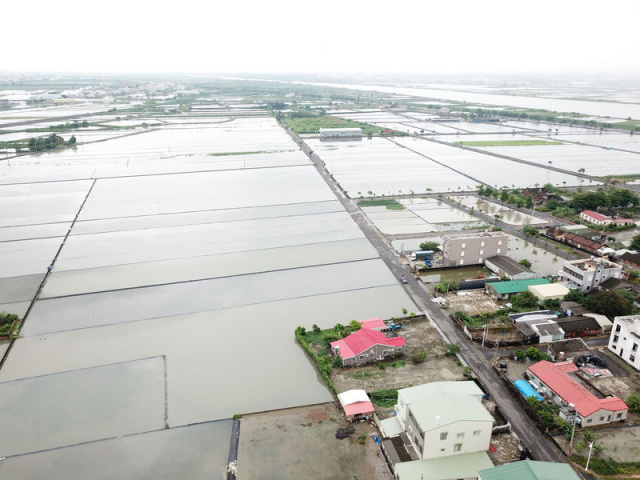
[227,418,241,480]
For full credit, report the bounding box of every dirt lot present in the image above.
[236,403,391,480]
[442,289,500,317]
[330,317,465,394]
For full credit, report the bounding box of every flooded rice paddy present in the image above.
[0,114,415,477]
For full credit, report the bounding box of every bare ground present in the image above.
[442,290,499,317]
[236,403,392,480]
[330,317,466,394]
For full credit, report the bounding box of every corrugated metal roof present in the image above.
[478,460,581,480]
[489,278,550,295]
[396,451,494,480]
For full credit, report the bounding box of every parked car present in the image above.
[591,356,607,368]
[400,274,408,284]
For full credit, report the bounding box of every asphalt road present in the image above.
[284,126,571,466]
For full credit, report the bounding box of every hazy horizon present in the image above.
[3,0,640,77]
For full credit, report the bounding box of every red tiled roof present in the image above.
[331,329,406,359]
[613,218,634,224]
[360,318,386,330]
[582,210,610,222]
[528,361,627,418]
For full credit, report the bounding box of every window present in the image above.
[461,243,466,248]
[397,347,403,352]
[587,419,592,424]
[497,248,501,254]
[459,259,464,265]
[612,345,617,350]
[460,251,465,257]
[633,343,638,352]
[498,241,503,246]
[616,324,622,332]
[480,241,485,247]
[479,250,484,255]
[479,258,483,263]
[454,443,462,452]
[599,416,605,421]
[359,355,365,360]
[617,413,623,419]
[630,355,636,362]
[614,335,619,343]
[473,430,481,436]
[440,432,448,441]
[457,432,465,438]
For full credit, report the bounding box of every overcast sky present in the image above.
[2,0,639,76]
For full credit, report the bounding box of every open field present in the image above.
[237,403,390,480]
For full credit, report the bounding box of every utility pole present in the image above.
[585,442,594,471]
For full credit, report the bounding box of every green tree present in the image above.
[419,241,440,251]
[526,347,541,360]
[525,196,534,209]
[511,290,539,309]
[333,354,343,368]
[411,350,427,364]
[348,320,362,333]
[586,290,633,318]
[519,259,532,268]
[564,289,586,304]
[523,225,538,237]
[626,391,640,413]
[500,189,509,203]
[631,234,640,250]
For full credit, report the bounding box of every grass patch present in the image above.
[283,115,384,135]
[611,120,640,131]
[370,388,398,407]
[455,140,564,147]
[357,199,405,210]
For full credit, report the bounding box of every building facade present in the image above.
[442,232,508,267]
[608,315,640,370]
[559,258,623,293]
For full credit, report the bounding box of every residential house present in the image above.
[442,231,508,266]
[337,389,374,421]
[378,382,494,479]
[527,361,628,426]
[510,311,564,343]
[330,321,406,367]
[485,278,550,300]
[545,227,603,255]
[559,258,623,293]
[485,255,537,280]
[555,316,604,338]
[478,460,581,480]
[580,210,612,226]
[608,315,640,370]
[619,251,640,269]
[559,224,604,241]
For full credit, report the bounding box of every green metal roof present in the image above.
[396,451,494,480]
[489,278,550,295]
[478,460,580,480]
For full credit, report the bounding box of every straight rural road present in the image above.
[284,125,571,467]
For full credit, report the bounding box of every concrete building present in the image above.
[528,283,570,302]
[485,255,537,280]
[442,231,508,266]
[608,315,640,370]
[527,361,628,426]
[559,258,623,293]
[318,127,363,138]
[378,382,493,478]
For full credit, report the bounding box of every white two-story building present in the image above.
[608,315,640,370]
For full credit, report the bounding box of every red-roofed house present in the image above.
[331,323,406,367]
[526,361,628,426]
[580,210,612,226]
[337,389,375,421]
